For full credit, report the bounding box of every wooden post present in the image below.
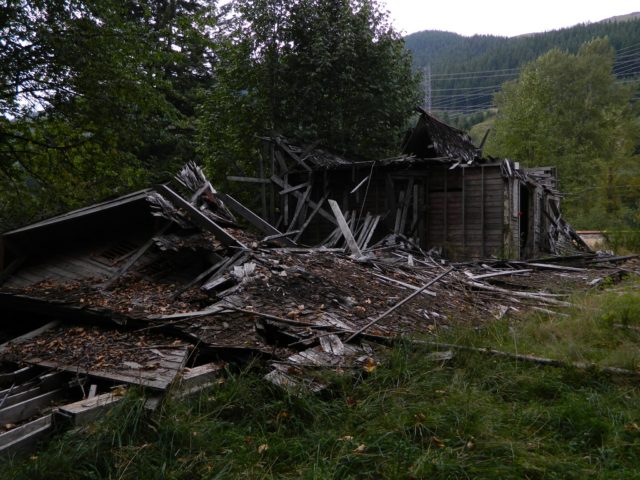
[481,165,485,257]
[462,167,466,254]
[444,168,448,245]
[259,154,267,219]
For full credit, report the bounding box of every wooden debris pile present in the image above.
[0,161,637,453]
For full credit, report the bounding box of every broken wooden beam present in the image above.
[155,184,245,248]
[226,176,271,184]
[271,176,337,226]
[328,200,363,258]
[345,268,454,342]
[410,340,640,377]
[466,269,533,280]
[371,273,436,297]
[217,192,296,247]
[102,223,171,290]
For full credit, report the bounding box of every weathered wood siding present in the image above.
[299,164,507,259]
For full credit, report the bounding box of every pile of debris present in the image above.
[0,162,636,455]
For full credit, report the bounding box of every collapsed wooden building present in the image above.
[236,109,587,259]
[0,112,608,455]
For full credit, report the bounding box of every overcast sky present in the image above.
[384,0,640,37]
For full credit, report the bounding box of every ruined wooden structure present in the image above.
[0,110,604,454]
[230,109,587,259]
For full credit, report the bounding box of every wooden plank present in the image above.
[271,176,336,226]
[394,190,405,234]
[57,392,124,426]
[155,185,244,248]
[399,179,414,234]
[0,321,61,355]
[0,414,52,455]
[468,269,533,280]
[328,200,363,258]
[31,347,189,391]
[0,387,46,410]
[0,389,64,424]
[287,185,312,232]
[279,182,310,195]
[102,225,170,290]
[372,273,436,297]
[173,362,224,396]
[217,193,296,246]
[275,138,312,172]
[226,176,270,184]
[201,250,246,291]
[361,215,381,251]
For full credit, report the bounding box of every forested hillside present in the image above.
[405,18,640,118]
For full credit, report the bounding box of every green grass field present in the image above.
[3,277,640,479]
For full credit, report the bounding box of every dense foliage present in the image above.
[0,0,420,229]
[0,0,217,228]
[486,38,640,230]
[197,0,421,183]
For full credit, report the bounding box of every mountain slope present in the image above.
[405,17,640,116]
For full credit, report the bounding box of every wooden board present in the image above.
[57,392,124,426]
[28,347,190,391]
[0,414,52,456]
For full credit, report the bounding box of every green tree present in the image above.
[486,38,640,229]
[0,0,217,229]
[197,0,422,182]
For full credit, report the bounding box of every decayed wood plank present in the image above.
[0,389,64,425]
[156,184,244,248]
[464,280,572,306]
[345,268,454,342]
[0,366,40,388]
[217,193,296,247]
[271,176,336,226]
[279,181,310,195]
[328,200,363,258]
[172,362,224,397]
[57,391,124,426]
[516,262,586,272]
[287,185,312,232]
[0,414,52,455]
[0,387,42,409]
[102,224,170,290]
[201,251,247,291]
[371,273,437,297]
[226,176,271,184]
[275,138,312,171]
[31,347,190,391]
[467,269,533,280]
[361,215,381,251]
[0,321,61,355]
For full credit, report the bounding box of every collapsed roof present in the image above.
[0,114,628,454]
